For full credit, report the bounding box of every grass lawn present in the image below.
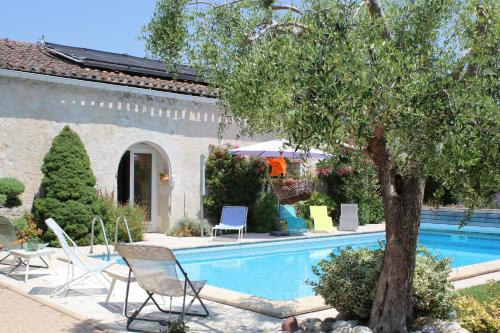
[458,281,500,303]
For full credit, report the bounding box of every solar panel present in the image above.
[44,42,203,83]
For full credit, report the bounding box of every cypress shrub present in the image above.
[34,126,99,246]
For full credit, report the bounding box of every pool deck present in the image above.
[0,225,499,333]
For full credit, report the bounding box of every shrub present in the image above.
[0,177,24,207]
[204,144,269,231]
[97,195,145,243]
[316,151,384,225]
[0,194,6,207]
[168,217,211,237]
[308,246,455,321]
[162,319,188,333]
[34,126,100,246]
[295,191,336,225]
[453,295,500,333]
[249,191,278,232]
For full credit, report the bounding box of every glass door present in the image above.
[132,153,152,221]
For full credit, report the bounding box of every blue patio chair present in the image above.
[279,205,308,235]
[211,206,248,241]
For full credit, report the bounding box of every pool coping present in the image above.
[89,228,500,319]
[197,259,500,318]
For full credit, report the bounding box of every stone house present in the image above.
[0,39,262,233]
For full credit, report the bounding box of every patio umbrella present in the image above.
[229,139,331,159]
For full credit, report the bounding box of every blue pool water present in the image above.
[99,230,500,301]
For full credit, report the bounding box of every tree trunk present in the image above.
[367,126,426,333]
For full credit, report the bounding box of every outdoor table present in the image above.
[8,248,56,282]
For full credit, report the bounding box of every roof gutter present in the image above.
[0,68,217,104]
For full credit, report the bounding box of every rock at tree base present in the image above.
[332,327,352,333]
[352,326,372,333]
[300,318,322,331]
[320,317,336,332]
[282,317,299,333]
[331,321,349,331]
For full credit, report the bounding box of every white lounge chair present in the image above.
[211,206,248,240]
[339,204,359,231]
[45,218,113,296]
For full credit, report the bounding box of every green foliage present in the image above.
[97,195,145,243]
[308,246,455,321]
[204,144,269,231]
[295,191,336,225]
[0,177,24,207]
[317,152,384,225]
[168,217,211,237]
[457,280,500,303]
[162,319,188,333]
[34,126,100,246]
[145,0,499,213]
[249,191,278,232]
[11,215,28,231]
[453,295,500,333]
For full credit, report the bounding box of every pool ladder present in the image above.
[89,215,133,261]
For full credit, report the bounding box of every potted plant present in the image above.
[159,170,170,184]
[14,216,43,251]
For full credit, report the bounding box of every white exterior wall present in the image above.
[0,72,264,233]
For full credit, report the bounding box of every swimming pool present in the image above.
[98,230,500,301]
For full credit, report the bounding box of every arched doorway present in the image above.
[117,142,170,232]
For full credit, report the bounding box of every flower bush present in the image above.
[0,177,24,207]
[204,144,269,231]
[308,246,455,321]
[316,151,384,225]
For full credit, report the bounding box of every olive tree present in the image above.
[143,0,499,331]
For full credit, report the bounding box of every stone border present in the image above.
[448,259,500,282]
[199,258,500,318]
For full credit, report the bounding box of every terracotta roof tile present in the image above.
[0,38,214,97]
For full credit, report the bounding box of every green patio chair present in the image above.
[0,216,20,264]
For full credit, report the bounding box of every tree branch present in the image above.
[186,0,243,8]
[271,5,303,15]
[365,0,392,40]
[248,21,308,42]
[338,141,365,152]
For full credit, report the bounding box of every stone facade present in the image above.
[0,72,263,233]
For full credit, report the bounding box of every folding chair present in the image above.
[45,218,113,296]
[115,243,209,332]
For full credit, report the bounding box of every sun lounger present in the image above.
[310,206,334,232]
[45,218,113,296]
[279,205,308,234]
[211,206,248,240]
[339,204,359,231]
[0,216,20,264]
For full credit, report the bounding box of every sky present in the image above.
[0,0,158,57]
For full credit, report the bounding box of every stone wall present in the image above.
[0,74,264,232]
